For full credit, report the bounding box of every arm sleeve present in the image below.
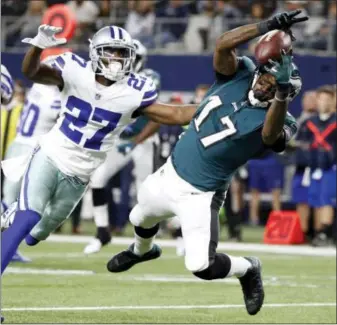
[132,79,158,118]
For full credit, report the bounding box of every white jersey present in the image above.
[1,64,14,108]
[39,52,158,181]
[15,83,61,146]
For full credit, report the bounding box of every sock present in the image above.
[193,253,232,280]
[227,255,252,278]
[321,223,331,237]
[96,226,111,245]
[92,188,109,227]
[25,234,40,246]
[1,210,40,274]
[1,201,8,214]
[133,224,159,256]
[171,227,182,238]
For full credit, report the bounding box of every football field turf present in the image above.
[2,236,336,324]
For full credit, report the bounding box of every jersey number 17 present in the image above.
[194,95,237,147]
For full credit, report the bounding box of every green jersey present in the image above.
[172,56,297,192]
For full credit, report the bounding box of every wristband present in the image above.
[257,21,269,34]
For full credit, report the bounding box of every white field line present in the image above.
[3,302,336,312]
[20,252,299,260]
[5,267,95,276]
[3,269,331,288]
[46,235,336,257]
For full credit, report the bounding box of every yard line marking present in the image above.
[46,235,336,257]
[3,302,336,312]
[3,269,327,288]
[5,267,95,276]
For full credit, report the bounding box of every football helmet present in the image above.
[248,62,302,107]
[89,26,135,81]
[132,39,148,73]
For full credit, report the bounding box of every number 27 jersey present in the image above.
[39,52,157,180]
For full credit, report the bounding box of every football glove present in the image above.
[259,10,309,38]
[264,51,294,87]
[22,24,67,49]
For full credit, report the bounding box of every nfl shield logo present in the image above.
[95,93,101,100]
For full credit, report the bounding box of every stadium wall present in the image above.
[2,53,336,117]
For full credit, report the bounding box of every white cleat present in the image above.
[83,238,103,255]
[1,201,18,231]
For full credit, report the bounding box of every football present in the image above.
[255,30,292,65]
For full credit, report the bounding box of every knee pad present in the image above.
[184,254,209,273]
[129,205,144,227]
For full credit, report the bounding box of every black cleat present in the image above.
[107,243,162,273]
[238,257,264,315]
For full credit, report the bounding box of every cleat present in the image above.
[238,257,264,315]
[84,227,111,254]
[84,238,103,255]
[311,233,330,247]
[11,250,31,263]
[107,243,161,273]
[1,201,18,231]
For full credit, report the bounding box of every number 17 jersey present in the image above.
[172,56,297,192]
[39,52,157,181]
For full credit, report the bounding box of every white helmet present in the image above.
[132,39,148,73]
[89,26,135,81]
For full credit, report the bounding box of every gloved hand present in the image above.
[264,52,294,87]
[117,142,135,155]
[22,25,67,49]
[259,10,309,38]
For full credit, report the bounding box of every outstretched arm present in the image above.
[262,54,298,147]
[214,10,308,76]
[142,102,197,125]
[21,25,66,86]
[22,46,63,86]
[214,24,262,76]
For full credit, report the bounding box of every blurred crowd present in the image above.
[2,79,336,246]
[1,0,336,52]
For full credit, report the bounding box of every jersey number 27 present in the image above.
[194,95,237,147]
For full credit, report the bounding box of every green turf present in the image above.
[60,219,265,243]
[2,241,336,323]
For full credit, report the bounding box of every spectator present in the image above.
[156,0,189,47]
[14,0,46,46]
[1,0,27,16]
[125,0,155,48]
[308,0,336,51]
[190,84,210,104]
[306,86,336,246]
[251,0,277,19]
[248,153,285,226]
[290,91,317,240]
[67,0,99,44]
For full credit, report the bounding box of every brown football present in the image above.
[255,30,292,65]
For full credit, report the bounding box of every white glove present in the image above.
[22,24,67,49]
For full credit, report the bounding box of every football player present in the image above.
[1,25,196,274]
[1,64,31,264]
[84,39,162,254]
[107,10,307,316]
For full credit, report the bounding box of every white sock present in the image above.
[227,255,252,278]
[133,233,154,256]
[93,204,109,227]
